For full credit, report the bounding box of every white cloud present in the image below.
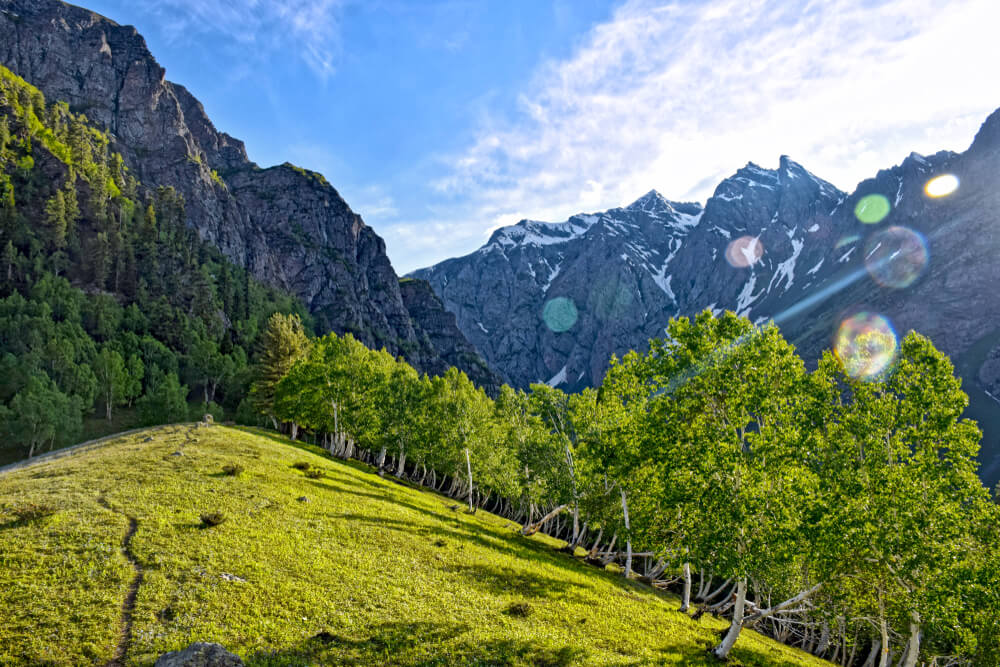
[149,0,344,78]
[394,0,1000,273]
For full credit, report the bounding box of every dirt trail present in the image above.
[98,498,143,667]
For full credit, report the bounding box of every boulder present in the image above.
[154,642,243,667]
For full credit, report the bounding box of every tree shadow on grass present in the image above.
[443,562,592,599]
[243,621,589,667]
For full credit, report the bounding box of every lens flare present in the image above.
[542,297,578,332]
[854,194,891,224]
[863,226,928,289]
[834,313,897,381]
[725,236,764,268]
[924,173,959,198]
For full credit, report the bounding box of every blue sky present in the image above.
[84,0,1000,274]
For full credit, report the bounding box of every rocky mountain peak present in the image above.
[0,0,500,389]
[968,106,1000,157]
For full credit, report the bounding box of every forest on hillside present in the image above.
[0,65,309,458]
[257,309,1000,666]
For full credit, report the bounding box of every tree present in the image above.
[43,190,67,249]
[137,368,189,425]
[6,371,82,457]
[93,345,127,421]
[631,312,818,659]
[251,312,309,428]
[810,333,991,666]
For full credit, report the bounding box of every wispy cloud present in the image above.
[148,0,344,78]
[389,0,1000,273]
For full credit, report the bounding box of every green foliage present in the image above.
[0,64,311,453]
[252,312,310,421]
[136,370,189,426]
[265,309,1000,664]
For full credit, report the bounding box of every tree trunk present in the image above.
[743,583,823,626]
[713,578,747,659]
[395,448,406,478]
[522,504,569,536]
[901,612,920,667]
[620,487,632,578]
[878,591,890,667]
[816,621,831,656]
[270,415,278,431]
[290,422,298,440]
[588,527,604,557]
[600,533,618,566]
[680,562,692,612]
[106,392,112,421]
[376,446,387,474]
[465,448,474,511]
[861,640,881,667]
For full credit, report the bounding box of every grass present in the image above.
[0,425,833,666]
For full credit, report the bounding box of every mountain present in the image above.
[413,113,1000,482]
[0,0,499,389]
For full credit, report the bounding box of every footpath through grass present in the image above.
[0,425,832,666]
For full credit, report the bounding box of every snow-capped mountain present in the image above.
[413,108,1000,482]
[412,155,848,390]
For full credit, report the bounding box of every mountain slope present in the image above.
[0,425,829,666]
[413,111,1000,481]
[0,0,499,389]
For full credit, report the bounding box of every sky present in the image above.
[84,0,1000,274]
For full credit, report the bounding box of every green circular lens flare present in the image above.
[854,194,891,224]
[542,297,579,333]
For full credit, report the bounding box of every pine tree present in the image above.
[44,190,67,249]
[251,313,310,427]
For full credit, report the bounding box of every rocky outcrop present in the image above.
[154,643,244,667]
[414,113,1000,483]
[0,0,496,384]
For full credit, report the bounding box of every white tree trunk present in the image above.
[901,612,920,667]
[395,448,406,477]
[290,422,298,440]
[713,577,747,659]
[521,504,568,536]
[878,597,890,667]
[588,527,604,557]
[620,487,632,578]
[862,640,881,667]
[465,448,474,511]
[680,562,692,612]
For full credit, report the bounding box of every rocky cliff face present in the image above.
[398,279,502,394]
[0,0,497,388]
[414,113,1000,482]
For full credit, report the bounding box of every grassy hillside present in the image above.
[0,425,831,666]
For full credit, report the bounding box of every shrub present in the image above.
[291,461,311,471]
[504,602,532,617]
[200,512,226,527]
[221,464,243,476]
[304,468,325,479]
[10,502,57,522]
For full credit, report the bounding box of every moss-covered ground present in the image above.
[0,425,831,666]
